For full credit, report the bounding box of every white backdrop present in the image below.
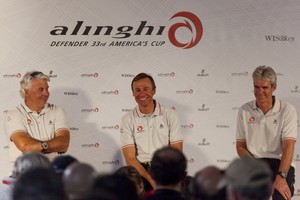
[1,0,300,198]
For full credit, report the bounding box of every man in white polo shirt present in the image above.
[4,71,70,173]
[120,72,183,192]
[236,66,297,200]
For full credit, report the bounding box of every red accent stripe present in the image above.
[135,108,141,118]
[2,180,11,185]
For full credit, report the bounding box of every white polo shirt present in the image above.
[5,103,69,172]
[236,97,297,166]
[120,101,183,163]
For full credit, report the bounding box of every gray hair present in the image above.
[252,66,277,86]
[12,152,51,178]
[19,71,50,99]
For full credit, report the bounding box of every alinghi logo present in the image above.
[50,11,203,49]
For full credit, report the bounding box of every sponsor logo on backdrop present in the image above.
[48,70,57,78]
[121,108,132,112]
[265,35,295,42]
[3,146,9,150]
[101,125,119,130]
[82,142,100,148]
[294,154,300,162]
[157,72,175,77]
[197,69,209,77]
[217,159,231,163]
[2,73,22,78]
[197,104,209,111]
[216,124,230,128]
[50,11,203,49]
[102,160,120,165]
[294,189,300,197]
[64,92,78,95]
[70,127,79,131]
[291,85,300,93]
[231,71,248,76]
[81,107,99,112]
[121,73,135,78]
[81,72,99,78]
[215,90,229,94]
[101,90,119,95]
[181,123,194,129]
[176,89,193,94]
[198,138,210,146]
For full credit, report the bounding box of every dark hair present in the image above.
[115,166,143,187]
[50,155,78,176]
[150,146,187,185]
[90,174,139,200]
[13,167,65,200]
[131,73,156,92]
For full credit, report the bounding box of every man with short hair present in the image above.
[120,72,183,191]
[144,146,187,200]
[236,66,297,200]
[4,71,70,173]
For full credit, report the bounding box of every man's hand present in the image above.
[273,176,291,200]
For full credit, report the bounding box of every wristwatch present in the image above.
[277,171,287,179]
[41,142,49,151]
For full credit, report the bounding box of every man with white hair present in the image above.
[4,71,70,173]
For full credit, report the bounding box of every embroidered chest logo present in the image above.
[248,116,255,123]
[159,124,164,129]
[27,119,32,125]
[137,126,144,133]
[49,120,54,125]
[273,119,278,125]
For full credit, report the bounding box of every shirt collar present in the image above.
[22,103,50,114]
[252,96,281,113]
[135,100,162,118]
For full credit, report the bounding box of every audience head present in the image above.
[50,154,78,176]
[190,165,226,200]
[150,146,187,186]
[19,71,50,99]
[63,162,97,200]
[222,157,273,200]
[115,166,145,199]
[12,152,50,178]
[89,173,139,200]
[13,167,65,200]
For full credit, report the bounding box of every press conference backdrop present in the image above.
[1,0,299,197]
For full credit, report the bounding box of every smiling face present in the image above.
[25,78,49,112]
[132,77,156,112]
[253,79,276,106]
